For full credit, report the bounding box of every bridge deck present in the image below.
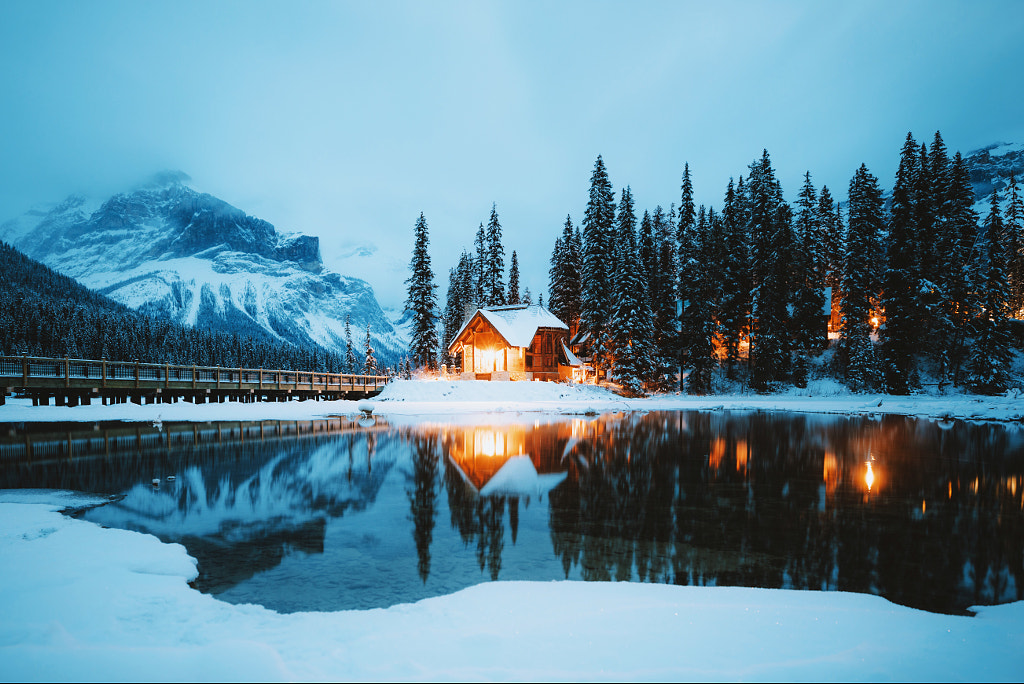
[0,355,390,406]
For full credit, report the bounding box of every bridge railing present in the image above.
[0,354,391,392]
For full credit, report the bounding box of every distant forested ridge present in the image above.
[0,241,385,374]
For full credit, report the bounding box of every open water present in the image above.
[2,410,1022,615]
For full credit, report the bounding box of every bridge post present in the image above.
[64,356,70,388]
[22,353,28,387]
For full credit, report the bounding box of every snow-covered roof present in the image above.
[561,341,582,367]
[450,305,568,350]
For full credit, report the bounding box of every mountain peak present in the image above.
[140,170,192,190]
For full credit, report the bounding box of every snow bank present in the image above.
[1,491,1021,681]
[2,379,1024,424]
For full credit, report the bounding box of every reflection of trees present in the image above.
[406,435,439,582]
[443,457,507,580]
[549,411,1024,613]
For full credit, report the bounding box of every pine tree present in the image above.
[1003,171,1024,316]
[580,155,616,376]
[523,287,532,305]
[880,133,923,394]
[747,151,792,391]
[676,163,697,389]
[718,179,750,380]
[818,185,844,333]
[404,213,439,371]
[344,314,357,374]
[791,171,826,388]
[473,223,487,307]
[443,251,474,365]
[968,189,1013,394]
[507,250,521,305]
[944,151,980,385]
[485,204,506,306]
[609,186,654,394]
[364,323,378,374]
[683,206,721,394]
[651,205,679,389]
[841,163,884,390]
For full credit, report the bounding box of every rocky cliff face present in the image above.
[0,173,405,364]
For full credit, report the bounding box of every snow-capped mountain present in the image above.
[964,141,1024,212]
[0,172,406,363]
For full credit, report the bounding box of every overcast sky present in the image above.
[1,0,1022,309]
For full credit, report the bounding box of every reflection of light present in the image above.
[823,452,838,497]
[736,440,748,473]
[709,438,725,471]
[865,461,875,492]
[871,317,880,327]
[921,499,926,514]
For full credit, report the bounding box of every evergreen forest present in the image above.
[0,241,396,374]
[427,131,1024,396]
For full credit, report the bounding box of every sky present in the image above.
[1,0,1023,310]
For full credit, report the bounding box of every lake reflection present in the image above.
[2,411,1022,614]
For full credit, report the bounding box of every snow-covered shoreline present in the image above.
[1,491,1021,682]
[2,378,1023,425]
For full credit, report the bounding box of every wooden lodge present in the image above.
[448,305,580,381]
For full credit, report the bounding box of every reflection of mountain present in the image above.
[83,430,397,594]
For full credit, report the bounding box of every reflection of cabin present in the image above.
[445,423,570,496]
[448,304,575,381]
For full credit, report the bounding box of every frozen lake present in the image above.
[2,410,1022,615]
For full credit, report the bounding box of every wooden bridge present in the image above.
[0,354,390,407]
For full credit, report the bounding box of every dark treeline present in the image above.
[545,133,1024,395]
[0,241,395,374]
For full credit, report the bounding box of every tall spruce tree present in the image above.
[580,155,616,376]
[747,151,791,391]
[945,151,980,385]
[404,213,439,371]
[364,323,378,374]
[651,205,679,389]
[881,133,923,394]
[344,314,356,373]
[507,250,521,305]
[676,163,697,389]
[841,164,885,390]
[609,186,654,394]
[818,185,844,333]
[485,204,506,306]
[1003,171,1024,316]
[791,171,826,388]
[683,206,721,394]
[473,223,487,307]
[548,215,582,333]
[719,178,749,379]
[968,189,1013,394]
[443,251,474,363]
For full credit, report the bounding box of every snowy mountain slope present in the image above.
[0,173,404,363]
[964,141,1024,213]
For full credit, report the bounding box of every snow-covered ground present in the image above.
[3,381,1023,681]
[1,491,1021,682]
[2,377,1023,424]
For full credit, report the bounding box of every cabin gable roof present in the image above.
[449,304,569,351]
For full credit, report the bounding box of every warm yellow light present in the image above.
[865,461,875,492]
[870,317,880,327]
